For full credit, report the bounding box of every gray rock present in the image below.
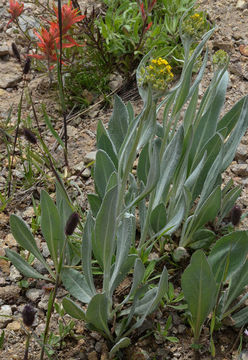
[236,0,247,10]
[38,293,50,310]
[0,305,12,328]
[9,265,22,282]
[0,61,22,89]
[26,288,43,302]
[82,167,91,178]
[0,45,9,57]
[33,258,48,275]
[41,243,50,258]
[84,151,96,164]
[231,164,248,176]
[236,144,248,161]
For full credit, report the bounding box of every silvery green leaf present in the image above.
[94,150,116,199]
[110,215,135,294]
[172,28,215,116]
[190,229,216,250]
[5,249,49,281]
[183,84,199,136]
[87,194,101,217]
[196,148,223,210]
[137,143,150,185]
[41,190,63,269]
[96,120,118,168]
[221,96,248,171]
[110,255,136,296]
[126,141,160,210]
[153,126,184,209]
[108,95,128,153]
[137,102,157,149]
[182,250,217,342]
[93,186,118,291]
[191,133,222,200]
[109,337,131,356]
[123,259,145,305]
[208,231,248,284]
[82,212,96,295]
[150,203,167,233]
[182,186,221,247]
[222,260,248,315]
[61,268,93,303]
[86,293,113,340]
[10,214,54,278]
[217,97,246,135]
[218,185,241,224]
[62,297,86,320]
[232,307,248,328]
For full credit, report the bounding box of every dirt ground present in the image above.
[1,0,248,359]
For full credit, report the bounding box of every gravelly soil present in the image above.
[1,0,248,359]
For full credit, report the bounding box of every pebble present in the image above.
[6,320,21,331]
[32,258,48,275]
[235,144,248,161]
[9,265,22,282]
[231,164,248,176]
[88,351,98,360]
[0,285,21,303]
[0,45,9,57]
[41,243,50,258]
[84,151,97,164]
[38,293,50,310]
[0,61,22,89]
[26,288,43,302]
[236,0,247,10]
[0,305,12,327]
[4,233,17,247]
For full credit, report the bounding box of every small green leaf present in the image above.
[109,337,131,356]
[86,293,112,340]
[61,268,93,303]
[94,150,116,199]
[5,249,49,281]
[108,95,128,153]
[62,297,86,320]
[181,250,217,342]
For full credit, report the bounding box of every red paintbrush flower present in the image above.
[7,0,24,26]
[139,2,146,22]
[148,0,157,12]
[53,1,85,34]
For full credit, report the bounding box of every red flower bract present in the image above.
[7,0,24,26]
[53,1,85,34]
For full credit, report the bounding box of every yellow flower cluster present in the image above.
[212,49,229,68]
[139,57,174,92]
[182,12,208,40]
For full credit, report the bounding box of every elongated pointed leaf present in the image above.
[110,214,135,293]
[110,337,131,356]
[181,250,217,341]
[223,260,248,314]
[61,268,94,303]
[93,186,118,288]
[96,120,118,168]
[86,293,112,340]
[87,194,101,217]
[82,212,96,295]
[94,150,116,199]
[41,190,63,268]
[208,231,248,284]
[153,126,184,209]
[232,307,248,328]
[6,249,49,281]
[10,214,51,275]
[137,143,150,185]
[108,95,128,153]
[62,297,86,320]
[150,203,167,233]
[222,96,248,170]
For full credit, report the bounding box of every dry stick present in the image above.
[7,89,24,198]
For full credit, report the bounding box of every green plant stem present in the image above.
[39,237,68,360]
[24,331,31,360]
